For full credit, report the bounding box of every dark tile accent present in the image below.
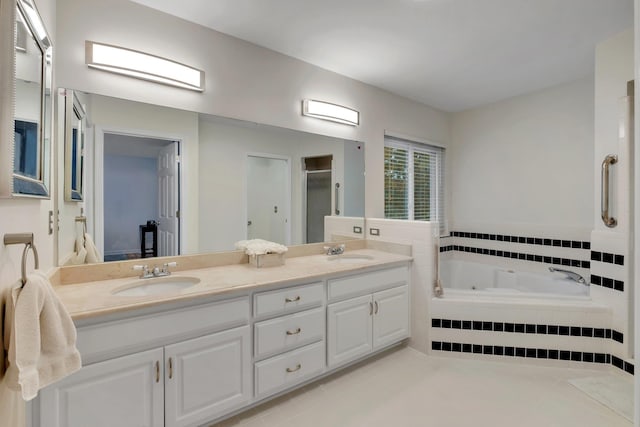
[606,329,612,339]
[544,256,552,264]
[606,354,611,364]
[602,277,614,289]
[612,330,624,344]
[473,344,482,354]
[603,253,613,264]
[614,281,624,292]
[571,241,581,248]
[612,356,624,370]
[543,239,551,246]
[504,322,515,333]
[582,242,591,250]
[561,258,570,266]
[591,251,602,261]
[452,342,462,352]
[515,347,526,357]
[473,321,482,330]
[562,240,571,248]
[535,255,543,263]
[442,319,451,329]
[548,349,559,360]
[482,321,492,331]
[559,326,570,336]
[594,328,605,338]
[432,318,441,328]
[432,341,442,351]
[552,239,561,247]
[483,345,493,355]
[514,323,525,333]
[537,349,548,359]
[442,342,452,352]
[581,261,590,269]
[535,238,543,245]
[494,346,504,356]
[581,327,593,338]
[462,320,471,330]
[570,351,582,362]
[582,352,594,363]
[525,324,536,334]
[525,348,536,358]
[614,255,624,265]
[547,325,559,335]
[493,322,504,332]
[462,343,472,353]
[570,327,581,337]
[591,275,602,286]
[504,346,515,357]
[452,320,462,329]
[559,351,571,360]
[625,362,635,375]
[594,353,607,364]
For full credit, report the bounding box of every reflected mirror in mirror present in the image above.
[64,89,86,201]
[12,0,52,197]
[57,92,365,265]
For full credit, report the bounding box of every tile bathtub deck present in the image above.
[213,346,632,427]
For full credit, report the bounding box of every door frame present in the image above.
[94,125,183,258]
[245,152,291,245]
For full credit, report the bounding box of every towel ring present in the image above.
[3,233,40,286]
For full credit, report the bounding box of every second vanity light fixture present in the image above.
[85,41,205,92]
[302,99,359,126]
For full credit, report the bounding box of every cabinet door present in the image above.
[373,285,409,350]
[327,294,373,368]
[39,348,164,427]
[164,325,251,427]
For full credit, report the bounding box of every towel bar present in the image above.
[75,216,87,234]
[3,233,40,286]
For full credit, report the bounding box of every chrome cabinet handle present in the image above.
[369,302,373,315]
[335,183,340,215]
[285,296,301,303]
[168,357,173,379]
[374,301,379,314]
[286,327,301,335]
[155,361,160,383]
[286,364,301,373]
[601,154,618,228]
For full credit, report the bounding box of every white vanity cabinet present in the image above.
[37,297,252,427]
[327,267,409,368]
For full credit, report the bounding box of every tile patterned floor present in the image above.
[213,346,632,427]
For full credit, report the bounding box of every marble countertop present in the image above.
[55,249,412,321]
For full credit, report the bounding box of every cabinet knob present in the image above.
[285,296,301,303]
[286,363,302,373]
[286,327,301,336]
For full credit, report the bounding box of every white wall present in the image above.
[198,117,350,252]
[449,76,595,237]
[103,154,157,256]
[54,0,451,220]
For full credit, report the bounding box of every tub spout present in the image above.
[548,267,587,285]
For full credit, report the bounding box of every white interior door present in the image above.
[158,143,179,257]
[247,155,289,244]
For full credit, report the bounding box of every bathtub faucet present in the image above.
[548,267,587,285]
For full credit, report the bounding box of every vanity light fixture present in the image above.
[302,99,359,126]
[85,41,205,92]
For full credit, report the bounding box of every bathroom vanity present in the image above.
[29,249,411,427]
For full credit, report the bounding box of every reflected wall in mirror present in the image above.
[63,89,86,201]
[57,92,365,265]
[0,0,53,198]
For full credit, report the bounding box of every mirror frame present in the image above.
[0,0,52,198]
[64,90,86,201]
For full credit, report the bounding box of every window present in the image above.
[384,135,445,233]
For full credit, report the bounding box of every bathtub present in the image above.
[440,259,589,299]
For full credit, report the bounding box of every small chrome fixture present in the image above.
[133,261,178,279]
[324,244,345,256]
[3,232,39,286]
[600,154,618,228]
[85,41,205,91]
[302,99,359,126]
[548,267,587,285]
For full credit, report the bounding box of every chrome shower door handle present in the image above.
[601,154,618,228]
[335,182,340,215]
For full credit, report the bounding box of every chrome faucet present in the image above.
[133,262,177,279]
[548,267,587,285]
[324,244,345,256]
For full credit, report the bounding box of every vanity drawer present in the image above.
[254,307,324,358]
[328,266,409,301]
[254,341,325,397]
[253,282,324,318]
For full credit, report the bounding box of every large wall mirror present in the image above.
[63,89,87,201]
[57,91,365,265]
[0,0,53,198]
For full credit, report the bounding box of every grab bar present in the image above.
[3,233,39,287]
[334,182,340,215]
[601,155,618,228]
[434,240,444,297]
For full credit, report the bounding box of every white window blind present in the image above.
[384,136,446,234]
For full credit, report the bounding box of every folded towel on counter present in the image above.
[235,239,288,256]
[84,233,102,264]
[4,272,81,401]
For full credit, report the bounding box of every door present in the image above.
[39,348,164,427]
[164,326,251,427]
[373,285,410,350]
[327,294,373,368]
[158,142,179,257]
[305,170,332,243]
[246,155,289,244]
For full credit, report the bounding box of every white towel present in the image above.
[235,239,288,256]
[84,233,102,264]
[4,272,81,401]
[68,235,87,265]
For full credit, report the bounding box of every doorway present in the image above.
[246,154,290,244]
[102,133,181,261]
[303,155,333,244]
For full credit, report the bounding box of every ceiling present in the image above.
[131,0,633,112]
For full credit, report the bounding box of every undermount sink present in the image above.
[111,276,200,297]
[326,254,375,264]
